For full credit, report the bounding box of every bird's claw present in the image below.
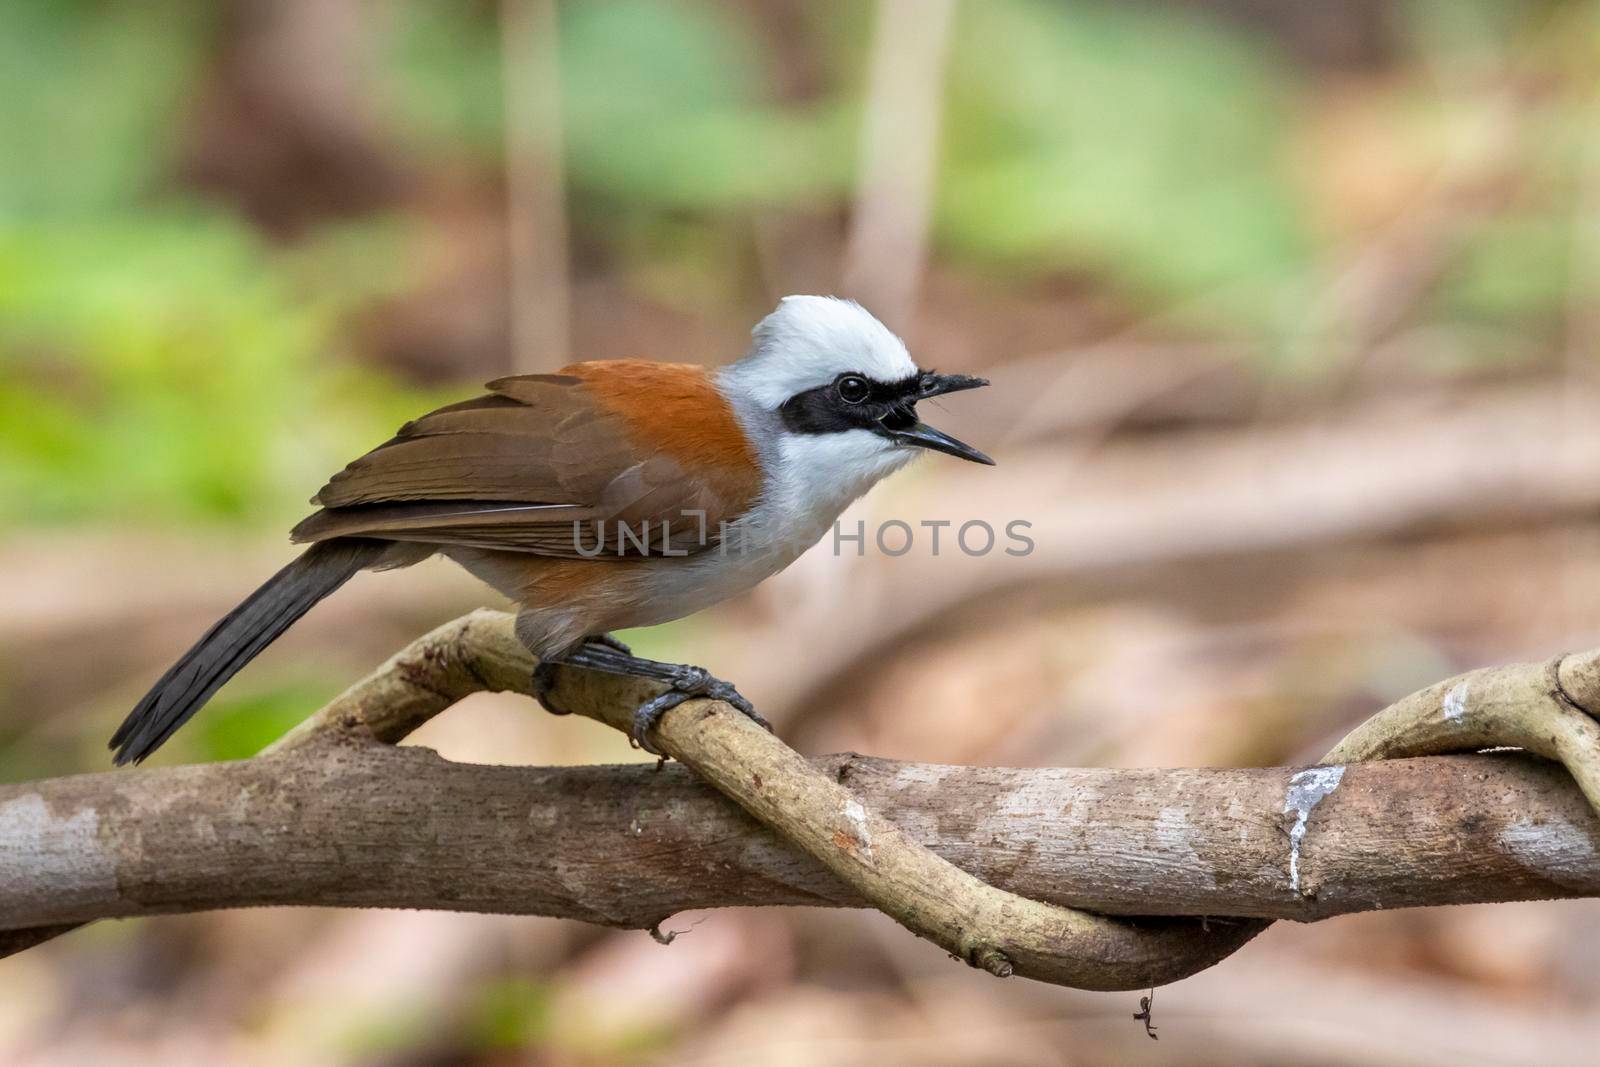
[699,679,770,732]
[630,690,690,755]
[532,635,631,717]
[530,660,571,716]
[628,670,770,755]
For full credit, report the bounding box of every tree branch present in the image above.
[4,612,1599,992]
[7,744,1600,927]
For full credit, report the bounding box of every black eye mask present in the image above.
[779,370,993,464]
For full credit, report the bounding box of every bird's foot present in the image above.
[530,660,570,716]
[530,634,630,717]
[591,632,633,656]
[630,666,771,755]
[536,637,768,755]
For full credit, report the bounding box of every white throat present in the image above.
[767,429,917,543]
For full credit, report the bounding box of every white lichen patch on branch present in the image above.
[843,798,873,861]
[1443,680,1471,722]
[1282,765,1346,895]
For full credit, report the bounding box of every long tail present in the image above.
[110,538,385,765]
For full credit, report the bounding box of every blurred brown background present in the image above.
[4,0,1600,1063]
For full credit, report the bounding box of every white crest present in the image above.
[719,295,916,409]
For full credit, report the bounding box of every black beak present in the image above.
[916,372,989,400]
[889,420,996,465]
[887,372,994,465]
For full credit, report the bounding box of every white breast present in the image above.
[628,429,915,623]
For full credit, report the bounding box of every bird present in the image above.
[109,296,993,764]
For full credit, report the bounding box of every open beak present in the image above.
[891,420,996,465]
[889,372,995,465]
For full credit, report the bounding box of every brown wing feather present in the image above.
[291,363,762,558]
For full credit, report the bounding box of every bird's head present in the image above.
[721,297,992,492]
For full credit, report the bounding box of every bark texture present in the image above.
[4,747,1600,930]
[4,611,1600,993]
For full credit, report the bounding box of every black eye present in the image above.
[836,375,871,404]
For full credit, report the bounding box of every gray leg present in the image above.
[552,640,770,755]
[530,633,635,716]
[588,633,632,655]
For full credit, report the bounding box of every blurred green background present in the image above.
[4,1,1600,1064]
[4,0,1590,525]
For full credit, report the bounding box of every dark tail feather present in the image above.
[110,538,385,765]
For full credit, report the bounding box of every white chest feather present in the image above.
[634,431,915,620]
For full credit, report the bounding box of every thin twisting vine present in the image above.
[277,612,1600,992]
